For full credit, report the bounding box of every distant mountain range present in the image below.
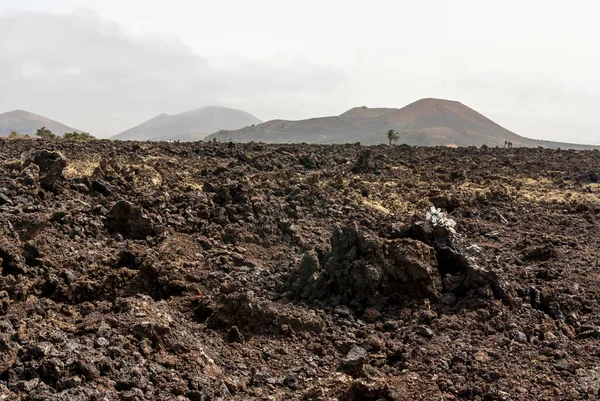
[0,110,80,137]
[111,106,262,141]
[204,98,598,150]
[2,100,598,149]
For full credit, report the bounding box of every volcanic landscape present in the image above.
[1,139,600,400]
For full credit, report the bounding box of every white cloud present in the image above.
[0,9,348,137]
[21,63,46,76]
[61,67,82,75]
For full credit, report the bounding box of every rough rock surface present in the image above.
[288,223,444,308]
[105,200,155,239]
[1,138,600,399]
[21,150,67,190]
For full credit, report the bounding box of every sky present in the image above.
[1,0,600,143]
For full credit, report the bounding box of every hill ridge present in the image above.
[112,106,262,141]
[0,110,81,137]
[204,98,598,150]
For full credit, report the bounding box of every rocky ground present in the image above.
[1,139,600,400]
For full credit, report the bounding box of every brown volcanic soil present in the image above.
[1,139,600,400]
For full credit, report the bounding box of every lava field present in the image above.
[1,139,600,400]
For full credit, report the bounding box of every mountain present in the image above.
[0,110,80,137]
[112,106,262,141]
[204,98,598,150]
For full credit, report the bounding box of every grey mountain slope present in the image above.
[204,98,599,150]
[112,106,262,141]
[0,110,80,137]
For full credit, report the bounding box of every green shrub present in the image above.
[64,131,96,141]
[35,127,56,139]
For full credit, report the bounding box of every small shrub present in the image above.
[35,127,56,139]
[64,131,96,141]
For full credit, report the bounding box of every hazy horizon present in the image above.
[2,1,600,144]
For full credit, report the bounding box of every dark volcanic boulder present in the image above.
[0,241,27,277]
[339,345,368,377]
[22,150,67,190]
[290,223,442,307]
[327,223,442,303]
[105,200,154,239]
[286,251,322,299]
[351,149,374,173]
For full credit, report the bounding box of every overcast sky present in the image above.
[1,0,600,143]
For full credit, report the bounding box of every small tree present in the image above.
[35,127,56,139]
[9,131,20,138]
[386,129,400,146]
[64,131,95,140]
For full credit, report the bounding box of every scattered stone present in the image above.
[283,372,300,390]
[71,359,100,381]
[105,200,154,239]
[440,293,457,305]
[524,244,559,261]
[511,331,528,344]
[362,308,382,323]
[335,305,353,319]
[299,153,320,169]
[553,359,573,373]
[473,350,490,362]
[226,326,245,343]
[288,251,321,299]
[70,182,90,193]
[0,193,12,206]
[415,325,434,338]
[16,378,39,392]
[91,179,112,195]
[206,291,325,335]
[339,346,367,377]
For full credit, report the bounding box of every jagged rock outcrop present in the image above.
[21,150,67,190]
[105,200,155,239]
[289,222,443,308]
